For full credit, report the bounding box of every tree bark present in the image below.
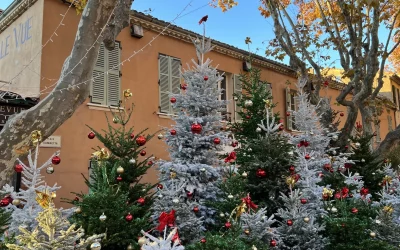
[375,125,400,160]
[0,0,133,186]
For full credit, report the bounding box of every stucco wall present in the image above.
[0,0,44,97]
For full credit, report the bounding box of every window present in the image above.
[392,85,397,106]
[217,72,230,121]
[159,54,181,114]
[233,74,242,122]
[397,88,400,109]
[91,42,121,106]
[286,88,298,131]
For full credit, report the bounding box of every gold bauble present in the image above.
[75,207,82,214]
[304,217,310,223]
[12,199,21,206]
[242,172,248,178]
[170,172,177,179]
[127,244,134,249]
[113,117,119,124]
[244,229,250,235]
[117,166,124,174]
[370,232,376,238]
[138,237,146,246]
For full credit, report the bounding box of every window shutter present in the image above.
[91,43,106,105]
[374,123,381,142]
[106,42,121,107]
[159,55,170,113]
[233,74,242,122]
[285,87,293,130]
[388,115,393,131]
[170,58,181,113]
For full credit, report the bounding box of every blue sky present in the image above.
[0,0,275,59]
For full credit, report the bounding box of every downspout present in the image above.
[0,0,22,22]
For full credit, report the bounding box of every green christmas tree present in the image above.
[65,89,156,250]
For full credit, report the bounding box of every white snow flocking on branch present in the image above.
[141,228,185,250]
[1,145,73,234]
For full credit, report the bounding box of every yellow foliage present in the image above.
[73,0,87,14]
[210,0,238,12]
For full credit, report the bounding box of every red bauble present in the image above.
[360,187,369,196]
[14,164,23,173]
[180,84,187,90]
[170,129,177,135]
[289,165,295,172]
[170,97,177,103]
[231,141,238,147]
[204,76,209,81]
[116,175,122,182]
[137,197,145,205]
[293,174,300,182]
[200,238,206,243]
[303,141,309,147]
[345,145,349,149]
[305,154,311,160]
[88,132,95,139]
[225,221,232,229]
[270,239,277,247]
[191,123,203,134]
[187,192,193,198]
[256,169,267,178]
[0,197,10,207]
[193,206,199,213]
[213,138,221,145]
[286,111,290,117]
[279,125,284,131]
[74,196,79,201]
[140,150,146,156]
[52,156,61,165]
[351,207,358,214]
[130,132,135,139]
[300,198,307,204]
[323,80,329,87]
[157,184,163,190]
[125,213,133,222]
[323,164,331,171]
[287,220,293,226]
[246,115,251,119]
[340,112,344,117]
[334,193,341,199]
[147,161,153,166]
[136,136,147,146]
[341,187,349,195]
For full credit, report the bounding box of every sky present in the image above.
[0,0,277,60]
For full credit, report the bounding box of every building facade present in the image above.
[0,0,396,206]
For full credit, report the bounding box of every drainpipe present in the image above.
[0,0,23,22]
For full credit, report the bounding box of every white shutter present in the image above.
[159,55,170,113]
[170,58,181,113]
[233,75,242,122]
[107,42,121,107]
[285,87,293,130]
[91,43,106,104]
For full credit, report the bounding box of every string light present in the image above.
[1,1,75,91]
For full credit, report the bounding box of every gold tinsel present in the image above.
[30,130,42,146]
[286,176,296,186]
[35,190,56,209]
[382,175,393,186]
[263,99,271,108]
[383,205,394,214]
[322,188,333,198]
[91,148,110,161]
[170,171,177,179]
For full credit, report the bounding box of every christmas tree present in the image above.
[1,131,72,235]
[151,18,229,243]
[6,198,105,250]
[139,228,184,250]
[66,89,155,250]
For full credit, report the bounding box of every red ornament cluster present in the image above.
[52,156,61,165]
[256,169,266,178]
[136,136,147,146]
[360,187,369,196]
[224,151,237,163]
[298,140,310,147]
[88,132,95,139]
[180,84,187,90]
[231,141,238,147]
[191,123,202,134]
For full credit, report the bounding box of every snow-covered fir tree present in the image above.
[140,228,185,250]
[152,21,229,242]
[1,143,72,235]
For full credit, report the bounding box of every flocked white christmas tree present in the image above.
[140,228,185,250]
[1,135,72,234]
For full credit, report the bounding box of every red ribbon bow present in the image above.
[224,151,237,163]
[199,15,208,25]
[242,193,258,211]
[157,210,176,232]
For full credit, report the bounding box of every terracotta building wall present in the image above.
[38,0,395,207]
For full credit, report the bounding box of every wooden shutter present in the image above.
[388,115,393,131]
[91,43,106,104]
[285,87,293,130]
[159,55,170,113]
[107,42,121,107]
[233,75,242,122]
[170,58,181,113]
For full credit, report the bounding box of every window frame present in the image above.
[158,54,182,114]
[90,41,121,107]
